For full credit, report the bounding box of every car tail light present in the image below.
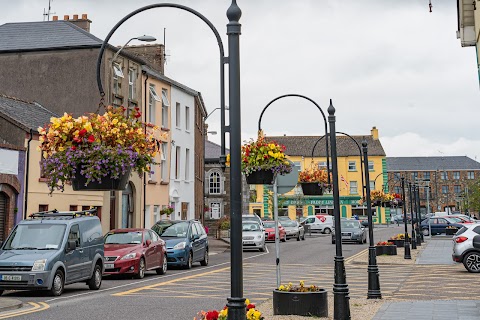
[455,236,468,243]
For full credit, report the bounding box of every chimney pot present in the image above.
[52,16,58,21]
[82,14,88,19]
[73,14,79,20]
[64,15,69,20]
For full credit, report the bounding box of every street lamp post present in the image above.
[408,182,417,250]
[362,140,381,299]
[401,178,412,259]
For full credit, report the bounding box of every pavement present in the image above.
[0,297,22,312]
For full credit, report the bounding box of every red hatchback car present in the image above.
[104,228,167,279]
[263,221,287,242]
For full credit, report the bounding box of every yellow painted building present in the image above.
[249,127,391,224]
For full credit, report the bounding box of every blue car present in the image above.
[420,217,464,236]
[152,220,208,269]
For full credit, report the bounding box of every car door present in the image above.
[190,223,202,262]
[64,224,87,283]
[305,217,318,231]
[149,230,162,268]
[437,218,449,234]
[143,231,155,270]
[195,223,208,259]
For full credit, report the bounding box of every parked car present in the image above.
[0,209,104,296]
[242,222,266,252]
[278,216,292,222]
[104,228,167,279]
[452,223,480,272]
[420,217,464,236]
[392,213,411,224]
[263,221,287,242]
[152,220,208,269]
[449,215,477,224]
[301,214,334,234]
[281,220,305,241]
[242,214,264,229]
[331,219,367,244]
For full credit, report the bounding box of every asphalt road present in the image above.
[0,225,404,320]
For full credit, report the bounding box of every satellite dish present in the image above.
[277,161,300,194]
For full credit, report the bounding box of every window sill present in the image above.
[148,180,158,185]
[160,181,169,185]
[128,98,139,105]
[185,130,191,134]
[38,178,48,182]
[161,127,170,132]
[114,94,124,99]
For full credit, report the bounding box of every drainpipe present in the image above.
[143,71,148,228]
[24,129,33,220]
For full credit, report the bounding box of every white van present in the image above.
[301,215,334,234]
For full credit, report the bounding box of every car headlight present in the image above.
[120,252,137,260]
[32,259,47,271]
[256,235,263,239]
[173,242,186,250]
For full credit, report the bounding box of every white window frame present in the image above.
[368,161,374,171]
[209,171,222,195]
[349,181,358,194]
[348,161,356,171]
[162,89,170,128]
[162,89,170,107]
[149,86,161,102]
[453,171,460,180]
[176,103,181,128]
[128,68,135,100]
[175,146,180,180]
[160,143,168,181]
[468,171,475,179]
[185,106,190,131]
[148,85,156,124]
[113,63,124,78]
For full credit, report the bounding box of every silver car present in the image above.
[281,220,305,241]
[331,219,367,244]
[452,223,480,272]
[242,222,266,252]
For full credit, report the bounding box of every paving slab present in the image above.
[416,239,455,265]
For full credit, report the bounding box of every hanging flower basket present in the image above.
[300,182,325,196]
[38,106,167,193]
[242,131,292,185]
[72,166,131,191]
[245,169,276,185]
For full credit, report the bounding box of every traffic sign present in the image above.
[277,162,300,194]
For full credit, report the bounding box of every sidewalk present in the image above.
[0,298,22,312]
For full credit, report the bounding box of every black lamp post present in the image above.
[408,182,417,250]
[401,177,412,259]
[416,184,424,242]
[414,184,422,245]
[362,140,381,299]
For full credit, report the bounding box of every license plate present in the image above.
[1,275,21,281]
[105,263,114,269]
[243,241,254,245]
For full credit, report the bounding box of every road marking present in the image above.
[0,302,49,319]
[113,266,231,296]
[344,248,368,265]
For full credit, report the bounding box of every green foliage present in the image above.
[217,216,230,230]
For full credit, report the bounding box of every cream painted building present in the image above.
[249,128,391,224]
[457,0,480,84]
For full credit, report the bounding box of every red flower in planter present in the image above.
[205,310,219,320]
[87,135,95,143]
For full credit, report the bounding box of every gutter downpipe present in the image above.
[143,71,148,228]
[24,129,33,220]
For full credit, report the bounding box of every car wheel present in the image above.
[156,255,168,275]
[185,252,193,269]
[259,244,266,252]
[297,233,300,241]
[87,263,102,290]
[135,258,146,279]
[422,228,429,236]
[363,237,367,244]
[200,249,209,266]
[50,269,65,296]
[463,251,480,273]
[323,228,331,234]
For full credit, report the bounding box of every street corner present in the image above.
[0,301,49,319]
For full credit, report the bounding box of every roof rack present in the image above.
[30,207,98,219]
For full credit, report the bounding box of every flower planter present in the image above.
[273,289,328,317]
[446,228,459,235]
[300,182,324,196]
[72,167,131,191]
[372,200,382,207]
[245,170,275,185]
[388,239,405,247]
[217,229,230,239]
[375,245,397,255]
[382,201,392,208]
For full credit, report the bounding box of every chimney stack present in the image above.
[52,16,58,21]
[57,13,92,33]
[371,126,379,140]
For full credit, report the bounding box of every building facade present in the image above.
[457,0,480,84]
[386,156,480,216]
[249,127,389,223]
[204,140,230,219]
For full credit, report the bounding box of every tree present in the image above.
[465,179,480,216]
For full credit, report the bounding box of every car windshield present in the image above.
[341,220,361,229]
[242,216,259,222]
[242,223,260,232]
[281,221,297,227]
[3,224,66,250]
[160,222,189,238]
[263,222,276,228]
[445,217,461,224]
[105,231,143,244]
[152,222,174,236]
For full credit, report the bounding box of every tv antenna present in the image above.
[163,28,171,64]
[43,0,56,21]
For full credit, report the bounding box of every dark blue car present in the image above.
[420,217,464,236]
[152,220,208,269]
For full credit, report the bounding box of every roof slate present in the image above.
[0,21,103,52]
[0,94,58,132]
[265,135,385,157]
[205,140,229,159]
[386,157,480,171]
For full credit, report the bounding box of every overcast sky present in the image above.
[3,0,480,159]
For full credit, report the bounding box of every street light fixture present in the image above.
[111,35,157,64]
[206,105,229,120]
[408,182,417,250]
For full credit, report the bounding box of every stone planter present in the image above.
[72,167,131,191]
[217,229,230,239]
[375,245,397,255]
[273,289,328,317]
[245,170,275,185]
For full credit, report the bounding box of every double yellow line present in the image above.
[0,302,49,319]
